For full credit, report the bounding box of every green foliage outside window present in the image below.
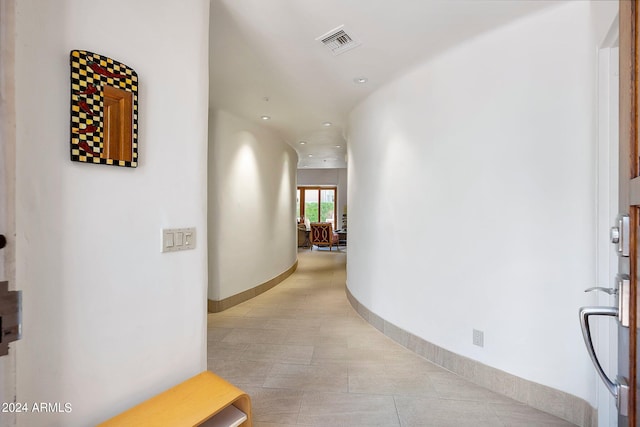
[320,202,334,222]
[304,202,334,222]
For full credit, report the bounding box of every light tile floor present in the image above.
[208,249,575,427]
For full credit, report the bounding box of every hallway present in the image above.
[207,250,574,426]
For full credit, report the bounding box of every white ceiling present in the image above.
[209,0,560,169]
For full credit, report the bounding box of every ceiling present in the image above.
[209,0,560,169]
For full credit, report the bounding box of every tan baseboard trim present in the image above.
[345,286,597,427]
[208,260,298,313]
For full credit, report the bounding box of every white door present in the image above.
[0,1,18,426]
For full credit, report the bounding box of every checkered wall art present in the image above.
[69,50,139,167]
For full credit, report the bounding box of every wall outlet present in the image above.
[473,329,484,347]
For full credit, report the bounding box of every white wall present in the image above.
[208,109,297,301]
[297,168,348,229]
[347,1,602,403]
[14,1,210,425]
[0,2,17,427]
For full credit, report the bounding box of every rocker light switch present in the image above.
[162,228,196,253]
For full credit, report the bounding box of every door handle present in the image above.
[579,306,629,416]
[583,274,630,327]
[584,287,617,295]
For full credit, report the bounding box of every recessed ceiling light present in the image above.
[261,115,271,120]
[353,77,368,84]
[335,145,341,148]
[299,141,306,145]
[323,122,332,127]
[308,154,313,157]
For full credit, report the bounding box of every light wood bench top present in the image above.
[98,371,252,427]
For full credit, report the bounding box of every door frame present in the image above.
[597,40,620,426]
[619,1,638,424]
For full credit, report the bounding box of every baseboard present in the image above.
[345,286,597,427]
[208,260,298,313]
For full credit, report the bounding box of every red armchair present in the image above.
[309,222,339,251]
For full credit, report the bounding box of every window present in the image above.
[304,189,319,223]
[297,187,337,228]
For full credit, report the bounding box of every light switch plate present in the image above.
[162,227,196,252]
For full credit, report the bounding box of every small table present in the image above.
[298,227,311,248]
[335,229,347,247]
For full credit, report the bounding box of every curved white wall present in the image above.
[14,1,210,426]
[347,2,602,403]
[208,109,297,301]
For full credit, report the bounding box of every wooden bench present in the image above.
[98,371,252,427]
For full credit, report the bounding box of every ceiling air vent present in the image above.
[316,25,361,56]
